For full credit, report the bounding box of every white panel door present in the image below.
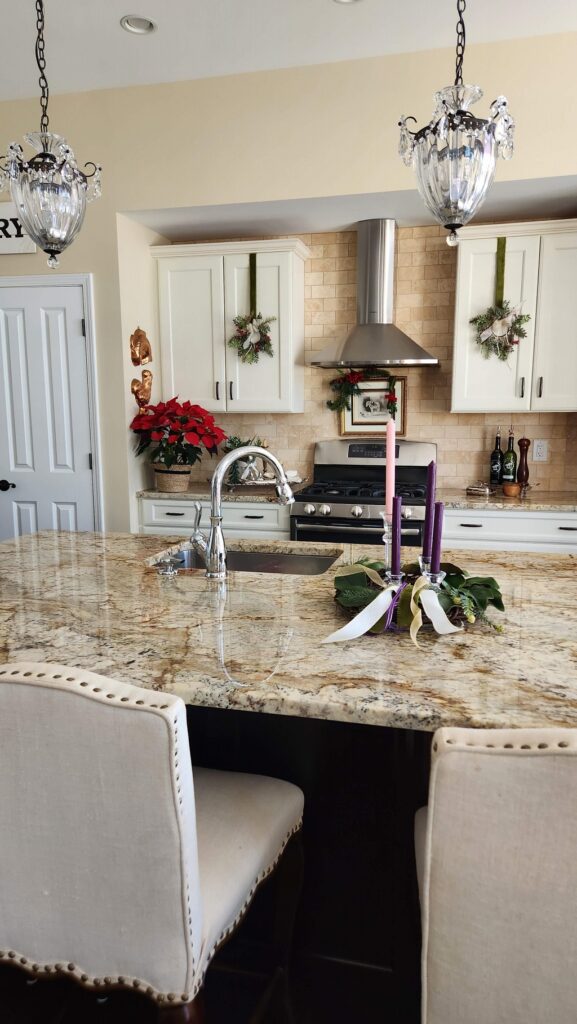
[451,235,540,413]
[533,232,577,411]
[224,251,293,413]
[158,255,226,413]
[0,284,95,540]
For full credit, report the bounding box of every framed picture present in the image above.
[339,377,406,437]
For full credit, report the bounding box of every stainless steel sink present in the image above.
[159,548,339,576]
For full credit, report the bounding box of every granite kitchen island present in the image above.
[2,531,576,1024]
[1,530,576,732]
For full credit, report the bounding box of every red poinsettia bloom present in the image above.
[345,371,365,385]
[129,396,227,469]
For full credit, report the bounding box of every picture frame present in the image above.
[339,377,406,437]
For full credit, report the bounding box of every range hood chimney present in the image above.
[310,219,439,368]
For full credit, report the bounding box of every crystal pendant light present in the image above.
[398,0,514,246]
[0,1,101,268]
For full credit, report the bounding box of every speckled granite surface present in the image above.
[1,530,576,733]
[139,487,281,504]
[440,489,577,512]
[140,487,577,512]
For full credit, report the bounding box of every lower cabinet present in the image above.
[139,497,290,541]
[444,509,577,553]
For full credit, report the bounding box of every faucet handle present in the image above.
[192,501,203,534]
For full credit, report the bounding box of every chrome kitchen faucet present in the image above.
[190,446,295,581]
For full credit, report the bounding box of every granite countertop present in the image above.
[139,487,577,512]
[138,486,282,504]
[439,489,577,512]
[2,531,577,733]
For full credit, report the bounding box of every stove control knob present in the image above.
[401,506,413,520]
[318,504,332,517]
[350,505,364,518]
[303,503,316,516]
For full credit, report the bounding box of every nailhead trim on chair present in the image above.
[436,738,577,752]
[0,663,304,1006]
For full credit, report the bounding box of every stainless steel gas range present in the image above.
[290,438,437,546]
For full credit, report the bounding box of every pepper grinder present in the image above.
[517,436,531,494]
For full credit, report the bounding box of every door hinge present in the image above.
[81,317,86,337]
[88,453,93,470]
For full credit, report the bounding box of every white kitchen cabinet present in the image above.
[139,496,290,540]
[533,232,577,411]
[451,219,577,414]
[154,238,309,414]
[444,508,577,553]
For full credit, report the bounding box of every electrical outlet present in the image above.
[533,439,549,462]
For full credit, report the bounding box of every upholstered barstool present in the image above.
[0,663,304,1021]
[415,726,577,1024]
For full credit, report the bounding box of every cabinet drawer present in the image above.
[140,498,289,535]
[220,503,289,532]
[444,510,577,550]
[141,500,202,528]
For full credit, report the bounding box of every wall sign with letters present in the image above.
[0,202,37,254]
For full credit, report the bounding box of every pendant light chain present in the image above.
[35,0,50,134]
[454,0,466,87]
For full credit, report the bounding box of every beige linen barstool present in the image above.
[0,662,304,1021]
[415,726,577,1024]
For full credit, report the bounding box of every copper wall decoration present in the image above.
[131,369,153,409]
[130,327,152,366]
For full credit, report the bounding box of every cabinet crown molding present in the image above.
[151,237,311,261]
[458,218,577,240]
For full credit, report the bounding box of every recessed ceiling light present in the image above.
[332,0,363,4]
[120,15,157,34]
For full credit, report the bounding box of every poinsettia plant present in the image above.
[130,398,226,468]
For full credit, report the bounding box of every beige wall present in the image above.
[186,226,574,493]
[0,31,576,526]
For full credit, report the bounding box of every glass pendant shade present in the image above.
[4,133,101,267]
[398,4,514,245]
[0,2,101,268]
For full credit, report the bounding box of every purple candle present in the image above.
[391,495,402,576]
[430,501,444,574]
[422,460,436,560]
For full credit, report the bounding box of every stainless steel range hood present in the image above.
[309,219,439,368]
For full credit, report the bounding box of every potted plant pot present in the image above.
[153,464,192,493]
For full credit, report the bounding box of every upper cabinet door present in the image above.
[451,235,540,413]
[533,232,577,412]
[158,255,226,413]
[224,251,303,413]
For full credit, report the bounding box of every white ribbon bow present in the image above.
[480,305,520,341]
[243,318,261,350]
[321,582,401,644]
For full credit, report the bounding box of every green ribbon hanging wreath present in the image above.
[469,236,531,361]
[228,253,276,365]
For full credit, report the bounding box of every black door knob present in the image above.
[0,480,15,491]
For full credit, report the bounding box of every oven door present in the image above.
[290,516,423,546]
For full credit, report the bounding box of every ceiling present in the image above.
[131,176,577,242]
[2,0,577,100]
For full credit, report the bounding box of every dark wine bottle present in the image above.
[502,426,517,483]
[490,428,504,485]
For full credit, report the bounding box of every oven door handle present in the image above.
[294,522,421,536]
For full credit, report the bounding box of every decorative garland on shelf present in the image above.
[326,369,398,417]
[323,558,504,648]
[228,253,276,364]
[470,237,531,361]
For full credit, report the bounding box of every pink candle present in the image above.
[385,419,396,518]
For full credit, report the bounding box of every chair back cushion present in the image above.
[0,663,201,1001]
[422,726,577,1024]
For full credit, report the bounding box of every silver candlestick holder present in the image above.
[380,512,392,573]
[422,568,446,591]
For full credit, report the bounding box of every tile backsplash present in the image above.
[188,226,575,492]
